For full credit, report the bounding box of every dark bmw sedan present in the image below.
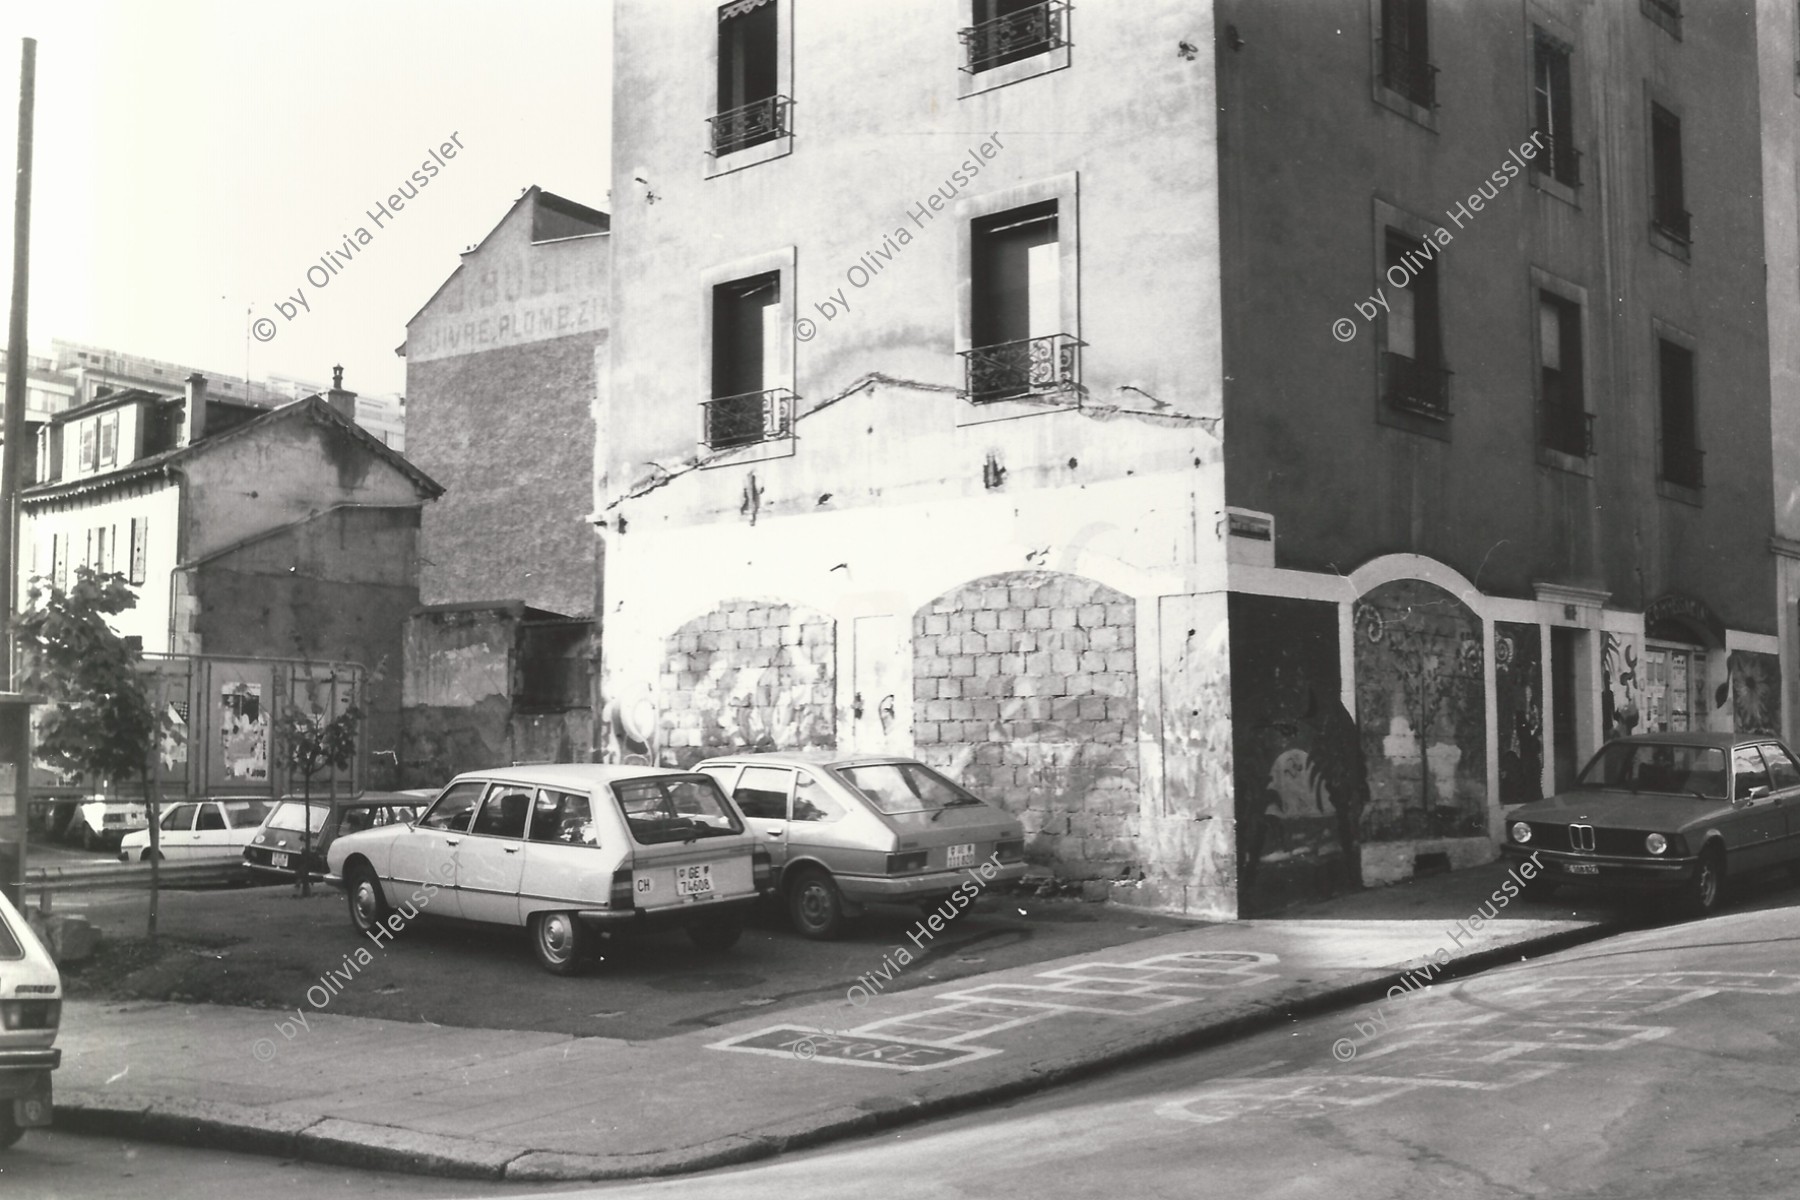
[1502,731,1800,916]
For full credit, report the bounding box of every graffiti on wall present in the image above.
[1353,580,1486,841]
[1227,593,1363,910]
[912,571,1139,878]
[1601,633,1641,741]
[601,685,665,766]
[654,600,836,768]
[219,682,268,781]
[1728,650,1782,737]
[1494,621,1543,806]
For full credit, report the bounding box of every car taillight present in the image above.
[609,868,635,909]
[887,851,929,874]
[0,1000,60,1031]
[994,840,1024,863]
[752,847,773,891]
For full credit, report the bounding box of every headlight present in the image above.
[1645,833,1668,855]
[1510,821,1532,844]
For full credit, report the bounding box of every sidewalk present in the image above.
[54,861,1625,1182]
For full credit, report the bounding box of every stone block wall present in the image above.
[657,600,836,767]
[911,571,1140,877]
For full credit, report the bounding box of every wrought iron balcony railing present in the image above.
[1541,406,1594,458]
[1662,442,1704,489]
[1382,351,1451,420]
[707,94,792,157]
[1378,39,1438,109]
[960,333,1083,404]
[960,1,1069,74]
[1652,200,1691,244]
[701,387,796,450]
[1533,128,1582,188]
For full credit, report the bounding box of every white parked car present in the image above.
[0,888,61,1148]
[118,798,273,862]
[325,764,772,975]
[66,796,148,852]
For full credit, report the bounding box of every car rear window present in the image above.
[225,800,272,827]
[834,761,984,815]
[0,903,24,960]
[269,802,329,835]
[610,775,744,844]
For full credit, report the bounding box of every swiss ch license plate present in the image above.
[272,853,290,870]
[945,843,977,868]
[1564,862,1599,875]
[675,863,714,897]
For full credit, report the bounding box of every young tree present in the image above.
[273,671,360,898]
[14,566,174,937]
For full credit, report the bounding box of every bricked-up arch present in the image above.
[658,600,836,767]
[912,572,1140,878]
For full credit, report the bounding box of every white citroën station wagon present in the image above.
[326,764,771,974]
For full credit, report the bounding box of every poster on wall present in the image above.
[220,682,268,781]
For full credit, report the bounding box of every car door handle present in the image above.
[444,837,460,846]
[765,824,784,835]
[503,845,519,854]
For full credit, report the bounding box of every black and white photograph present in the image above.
[0,1,1797,1197]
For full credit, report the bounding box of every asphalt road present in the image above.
[50,877,1193,1039]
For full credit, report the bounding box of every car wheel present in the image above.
[81,825,100,853]
[1682,847,1725,918]
[346,864,390,935]
[787,867,848,940]
[140,848,163,863]
[0,1106,21,1150]
[688,919,743,952]
[531,912,587,976]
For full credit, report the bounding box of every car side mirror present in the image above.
[1749,784,1772,800]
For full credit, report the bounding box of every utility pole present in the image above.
[1,38,36,688]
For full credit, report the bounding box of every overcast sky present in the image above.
[0,1,613,398]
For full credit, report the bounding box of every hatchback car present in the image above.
[1502,731,1800,915]
[118,798,273,862]
[695,753,1027,939]
[244,792,430,883]
[0,887,61,1149]
[65,796,147,852]
[325,764,771,974]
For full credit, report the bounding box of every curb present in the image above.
[54,918,1624,1181]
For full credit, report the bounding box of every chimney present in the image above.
[325,363,358,422]
[182,373,208,444]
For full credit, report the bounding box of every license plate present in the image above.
[946,843,977,868]
[15,1091,51,1128]
[1564,862,1599,875]
[675,863,713,896]
[272,853,290,870]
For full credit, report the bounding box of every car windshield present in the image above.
[0,901,23,960]
[1577,742,1728,799]
[268,801,329,834]
[834,761,984,815]
[611,775,744,844]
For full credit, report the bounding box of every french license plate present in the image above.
[675,863,714,897]
[272,853,290,870]
[15,1090,51,1128]
[946,843,977,868]
[1564,862,1599,875]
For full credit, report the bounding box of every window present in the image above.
[78,420,97,471]
[1658,339,1702,488]
[419,781,485,831]
[711,0,788,158]
[470,788,531,839]
[1761,744,1800,790]
[732,764,793,819]
[1650,104,1689,246]
[129,518,147,586]
[1733,745,1770,800]
[835,761,985,815]
[1381,229,1448,419]
[98,410,119,468]
[611,775,744,844]
[529,789,599,846]
[1378,0,1435,109]
[53,532,67,592]
[962,0,1069,75]
[197,804,226,832]
[95,526,107,577]
[964,201,1077,402]
[161,803,199,831]
[791,772,845,822]
[706,272,791,449]
[1532,33,1579,187]
[1539,292,1589,457]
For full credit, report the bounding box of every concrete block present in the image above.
[1050,608,1077,630]
[1078,604,1106,627]
[925,613,949,635]
[997,608,1024,631]
[1051,649,1079,674]
[950,656,976,677]
[1107,650,1137,673]
[1107,603,1135,625]
[1024,607,1052,630]
[973,610,999,632]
